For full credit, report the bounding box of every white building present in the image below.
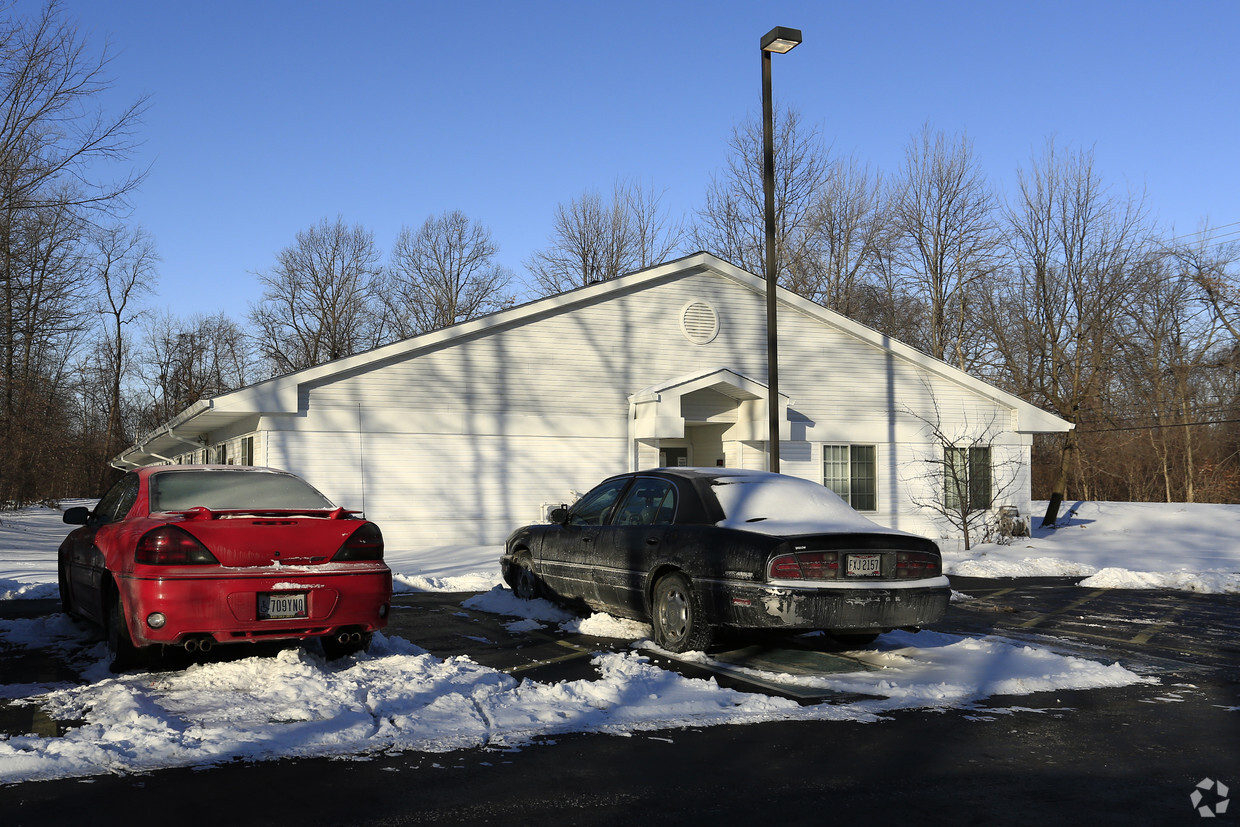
[116,252,1070,550]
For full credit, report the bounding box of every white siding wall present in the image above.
[249,270,1033,552]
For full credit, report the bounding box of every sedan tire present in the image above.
[511,554,541,601]
[57,562,72,614]
[651,572,712,653]
[107,590,141,672]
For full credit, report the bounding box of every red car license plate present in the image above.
[846,554,882,577]
[258,592,307,619]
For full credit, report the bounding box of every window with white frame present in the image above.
[823,444,877,511]
[944,446,992,512]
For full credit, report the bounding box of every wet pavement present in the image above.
[2,578,1239,736]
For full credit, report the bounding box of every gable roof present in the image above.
[115,252,1070,467]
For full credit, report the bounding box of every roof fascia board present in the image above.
[220,252,716,415]
[706,260,1072,434]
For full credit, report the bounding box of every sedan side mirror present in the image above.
[549,506,570,526]
[62,506,91,526]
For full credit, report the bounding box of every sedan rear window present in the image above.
[150,471,336,512]
[711,474,884,535]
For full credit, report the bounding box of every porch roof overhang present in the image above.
[628,367,791,442]
[110,399,237,468]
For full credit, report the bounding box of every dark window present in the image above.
[95,474,140,523]
[613,478,677,526]
[823,444,877,511]
[569,478,630,526]
[945,446,992,512]
[149,470,336,512]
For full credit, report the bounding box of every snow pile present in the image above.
[0,605,1153,784]
[941,501,1240,594]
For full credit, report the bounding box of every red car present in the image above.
[58,465,392,669]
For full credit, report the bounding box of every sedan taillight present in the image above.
[895,551,942,579]
[333,523,384,561]
[767,551,840,580]
[135,526,219,565]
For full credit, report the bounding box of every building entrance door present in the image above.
[659,447,689,467]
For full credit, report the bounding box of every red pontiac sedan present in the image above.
[58,465,392,669]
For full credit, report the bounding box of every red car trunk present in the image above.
[172,511,363,567]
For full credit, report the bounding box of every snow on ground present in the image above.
[2,497,1236,783]
[0,595,1153,784]
[941,501,1240,594]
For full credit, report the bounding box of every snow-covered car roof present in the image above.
[685,469,912,538]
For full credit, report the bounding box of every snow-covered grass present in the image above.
[2,498,1236,783]
[941,500,1240,594]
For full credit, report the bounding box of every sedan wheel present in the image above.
[512,555,541,601]
[57,562,73,614]
[652,572,712,653]
[107,590,141,672]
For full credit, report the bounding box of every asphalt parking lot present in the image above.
[383,575,1240,692]
[2,579,1238,825]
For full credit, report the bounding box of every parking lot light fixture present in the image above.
[761,25,801,473]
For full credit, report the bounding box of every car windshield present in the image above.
[150,470,336,512]
[711,473,889,535]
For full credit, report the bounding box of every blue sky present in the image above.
[25,0,1240,318]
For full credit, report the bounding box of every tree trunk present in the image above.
[1041,429,1077,527]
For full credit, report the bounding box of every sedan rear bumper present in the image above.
[116,564,393,647]
[701,576,951,632]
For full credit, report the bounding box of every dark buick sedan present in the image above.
[501,468,951,652]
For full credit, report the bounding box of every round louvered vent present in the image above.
[681,301,720,344]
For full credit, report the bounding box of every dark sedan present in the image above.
[502,468,950,652]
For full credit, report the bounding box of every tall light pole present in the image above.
[760,26,801,474]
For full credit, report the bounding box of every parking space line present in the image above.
[1017,589,1109,628]
[503,640,597,674]
[1130,605,1188,645]
[970,587,1016,601]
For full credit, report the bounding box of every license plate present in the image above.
[846,554,882,577]
[258,592,307,619]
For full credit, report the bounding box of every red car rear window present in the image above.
[150,471,336,512]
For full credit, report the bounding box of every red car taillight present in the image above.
[333,523,384,561]
[895,551,942,579]
[767,551,840,580]
[135,526,219,565]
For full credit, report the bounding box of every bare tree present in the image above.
[791,157,890,316]
[692,105,828,283]
[622,180,685,272]
[995,141,1152,525]
[1170,232,1240,341]
[248,216,383,375]
[0,1,147,503]
[138,310,257,432]
[889,125,1003,369]
[904,392,1025,550]
[381,211,514,338]
[90,224,156,483]
[527,179,683,295]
